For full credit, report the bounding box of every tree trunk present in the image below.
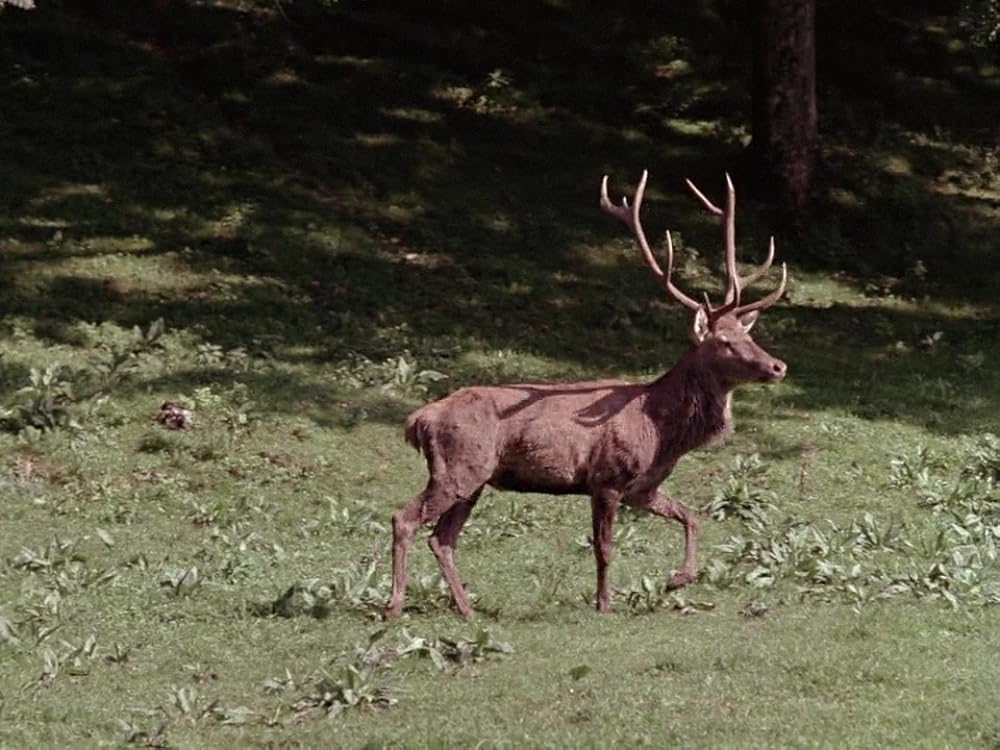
[751,0,818,208]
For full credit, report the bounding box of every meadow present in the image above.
[1,2,999,747]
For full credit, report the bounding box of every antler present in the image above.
[599,170,700,312]
[601,171,786,320]
[683,173,786,319]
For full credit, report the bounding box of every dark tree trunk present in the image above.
[751,0,818,208]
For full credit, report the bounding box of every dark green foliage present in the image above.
[961,0,1000,46]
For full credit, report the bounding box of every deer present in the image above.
[384,170,788,619]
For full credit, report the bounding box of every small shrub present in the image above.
[5,365,80,433]
[615,575,715,614]
[251,558,390,619]
[329,350,447,397]
[293,662,397,719]
[395,626,513,670]
[888,445,944,489]
[703,453,777,527]
[136,431,182,455]
[964,433,1000,486]
[89,319,164,395]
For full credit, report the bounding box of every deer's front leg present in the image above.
[626,490,700,591]
[590,491,620,613]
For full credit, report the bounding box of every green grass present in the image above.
[1,1,1000,747]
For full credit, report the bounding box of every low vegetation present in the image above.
[1,1,999,747]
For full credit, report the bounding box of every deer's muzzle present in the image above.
[763,358,787,382]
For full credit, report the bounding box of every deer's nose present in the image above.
[771,360,787,380]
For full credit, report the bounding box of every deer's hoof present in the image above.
[665,571,694,591]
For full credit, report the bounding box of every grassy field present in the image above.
[1,1,999,747]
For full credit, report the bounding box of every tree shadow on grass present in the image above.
[0,1,997,439]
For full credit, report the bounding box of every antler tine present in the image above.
[684,178,723,216]
[722,173,740,307]
[686,174,741,316]
[734,261,788,316]
[685,176,774,293]
[600,171,701,311]
[739,236,775,289]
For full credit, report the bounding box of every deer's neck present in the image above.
[648,350,734,453]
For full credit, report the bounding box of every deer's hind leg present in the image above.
[387,403,496,619]
[385,476,488,620]
[385,490,425,619]
[429,488,482,618]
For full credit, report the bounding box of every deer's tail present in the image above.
[404,406,433,455]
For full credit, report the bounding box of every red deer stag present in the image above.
[385,170,787,618]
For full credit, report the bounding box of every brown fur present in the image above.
[385,313,787,618]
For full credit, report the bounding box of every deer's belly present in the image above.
[487,470,587,495]
[489,440,589,496]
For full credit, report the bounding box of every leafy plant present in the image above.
[714,519,854,592]
[398,572,463,615]
[159,566,201,598]
[117,717,169,749]
[326,495,388,536]
[527,558,577,607]
[244,626,511,724]
[23,635,100,689]
[703,453,777,527]
[913,475,991,514]
[190,382,257,445]
[616,576,715,614]
[11,537,84,572]
[6,365,79,432]
[328,349,446,396]
[169,685,218,724]
[89,319,164,395]
[117,684,256,745]
[888,445,944,489]
[847,512,911,554]
[0,320,164,434]
[381,354,448,397]
[963,433,1000,486]
[468,497,544,542]
[292,661,396,720]
[0,610,21,645]
[396,626,513,670]
[252,559,390,619]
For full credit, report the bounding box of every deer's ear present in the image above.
[690,306,711,344]
[738,310,760,333]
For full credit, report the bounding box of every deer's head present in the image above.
[688,308,787,388]
[600,170,787,389]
